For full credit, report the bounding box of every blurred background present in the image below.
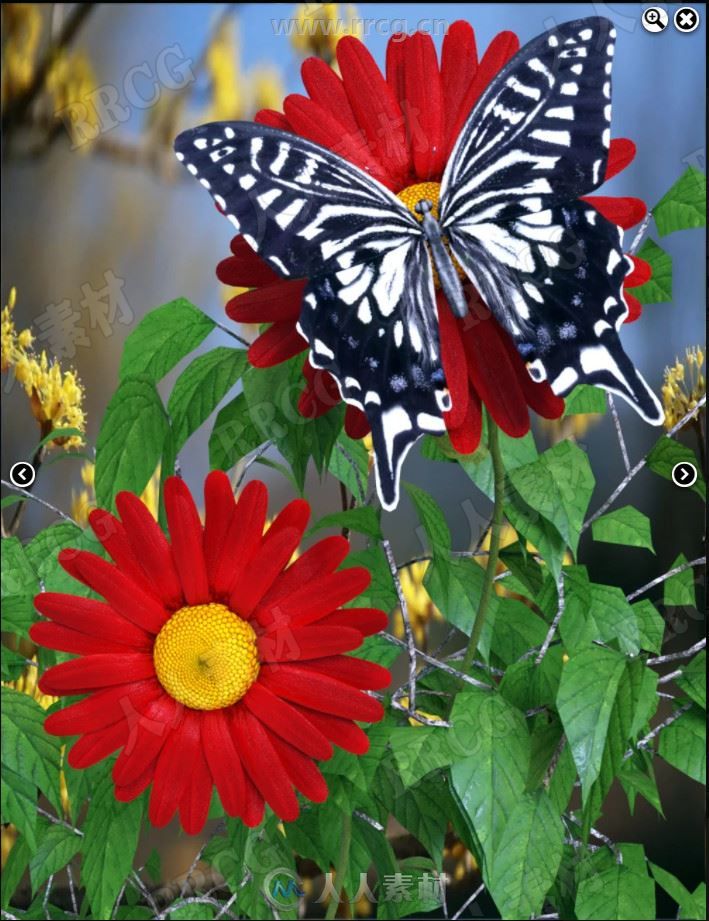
[1,3,705,917]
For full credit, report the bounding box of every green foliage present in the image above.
[653,166,706,236]
[563,384,608,416]
[631,239,673,304]
[647,435,706,499]
[591,505,654,552]
[658,705,706,784]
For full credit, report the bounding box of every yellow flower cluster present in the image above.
[45,48,100,150]
[290,3,362,63]
[1,288,85,448]
[1,3,41,107]
[662,346,705,430]
[395,560,443,647]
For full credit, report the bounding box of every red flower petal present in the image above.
[267,730,329,802]
[257,624,363,661]
[605,138,636,181]
[227,280,305,324]
[203,471,235,592]
[243,682,333,760]
[316,606,388,637]
[294,705,370,755]
[624,292,642,323]
[259,535,350,608]
[114,766,152,803]
[44,679,160,736]
[441,21,478,155]
[336,36,410,188]
[581,195,646,229]
[259,664,384,722]
[34,593,152,649]
[255,108,291,130]
[115,491,184,610]
[39,653,155,696]
[58,549,169,634]
[257,567,370,629]
[438,293,469,429]
[284,94,390,186]
[240,770,265,827]
[217,235,280,288]
[248,321,307,368]
[401,32,445,179]
[212,480,268,598]
[68,721,128,770]
[113,695,181,786]
[30,622,142,657]
[624,256,651,288]
[201,709,246,818]
[164,477,210,606]
[88,509,158,598]
[460,314,530,437]
[179,746,212,835]
[301,56,363,140]
[447,385,482,454]
[303,654,391,690]
[232,707,300,822]
[447,32,519,152]
[149,710,201,828]
[344,405,370,438]
[233,526,303,618]
[496,332,565,420]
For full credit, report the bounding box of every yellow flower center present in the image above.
[396,181,467,287]
[153,603,260,710]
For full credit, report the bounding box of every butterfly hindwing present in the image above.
[299,241,449,510]
[440,17,616,228]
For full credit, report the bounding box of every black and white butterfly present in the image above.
[175,16,663,510]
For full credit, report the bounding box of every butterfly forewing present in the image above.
[440,17,616,228]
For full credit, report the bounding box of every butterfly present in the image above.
[175,16,663,510]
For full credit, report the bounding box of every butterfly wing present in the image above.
[174,121,449,508]
[440,17,663,422]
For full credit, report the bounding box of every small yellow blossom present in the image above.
[2,288,86,448]
[1,3,42,107]
[72,461,161,526]
[45,49,100,150]
[394,560,443,647]
[205,19,244,121]
[662,346,705,430]
[290,3,362,63]
[250,66,285,114]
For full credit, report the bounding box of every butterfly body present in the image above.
[175,16,663,510]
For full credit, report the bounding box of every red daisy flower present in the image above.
[30,473,390,834]
[218,22,652,453]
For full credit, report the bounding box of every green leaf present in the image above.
[631,600,665,655]
[390,776,452,870]
[81,768,144,920]
[95,376,169,508]
[243,356,344,491]
[556,647,626,800]
[676,651,706,710]
[1,766,38,851]
[561,570,646,655]
[647,437,705,500]
[346,546,397,613]
[592,506,654,552]
[169,907,214,920]
[487,790,565,920]
[119,297,215,383]
[664,553,697,608]
[145,848,162,884]
[489,598,547,667]
[658,704,706,783]
[327,433,369,502]
[563,385,607,416]
[1,834,31,909]
[209,392,264,471]
[631,239,673,304]
[500,647,564,712]
[404,483,451,556]
[2,536,38,600]
[308,505,382,540]
[650,864,706,919]
[653,166,706,237]
[1,687,63,814]
[576,864,655,919]
[167,347,247,453]
[619,752,663,816]
[508,440,595,559]
[424,556,489,637]
[449,688,531,873]
[29,821,81,893]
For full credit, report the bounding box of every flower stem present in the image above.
[460,413,505,677]
[326,811,352,920]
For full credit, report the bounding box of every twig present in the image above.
[582,396,706,532]
[626,557,705,602]
[625,702,693,759]
[353,810,384,832]
[629,210,652,255]
[453,883,485,921]
[42,875,54,920]
[213,318,251,348]
[1,479,77,525]
[607,394,630,473]
[657,669,682,685]
[336,442,367,504]
[380,634,491,689]
[233,440,274,490]
[647,637,706,666]
[542,734,567,790]
[535,571,565,665]
[383,538,418,711]
[66,864,79,916]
